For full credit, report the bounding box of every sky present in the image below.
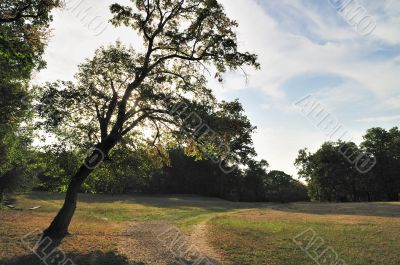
[34,0,400,177]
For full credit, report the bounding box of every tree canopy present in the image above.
[296,127,400,202]
[0,0,60,82]
[36,0,260,239]
[0,0,60,203]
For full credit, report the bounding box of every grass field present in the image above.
[1,192,400,264]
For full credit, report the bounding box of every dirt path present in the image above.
[117,220,223,265]
[189,221,224,263]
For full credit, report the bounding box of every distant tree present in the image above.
[152,148,244,200]
[241,159,269,201]
[32,147,81,192]
[0,108,33,202]
[241,161,308,202]
[36,0,259,239]
[296,131,400,202]
[0,167,25,203]
[361,127,400,201]
[264,170,309,202]
[0,66,33,204]
[295,141,363,202]
[86,142,164,194]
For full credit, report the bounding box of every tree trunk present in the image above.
[43,165,93,239]
[387,192,399,201]
[0,171,9,204]
[0,188,4,204]
[43,135,119,239]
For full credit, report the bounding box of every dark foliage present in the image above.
[296,127,400,202]
[34,147,309,203]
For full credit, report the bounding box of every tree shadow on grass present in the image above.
[23,191,261,212]
[270,201,400,218]
[2,231,145,265]
[0,251,145,265]
[0,251,218,265]
[22,192,232,216]
[24,191,400,218]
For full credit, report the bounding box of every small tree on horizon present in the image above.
[36,0,259,239]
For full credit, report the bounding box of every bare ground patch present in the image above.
[118,221,222,265]
[189,221,225,263]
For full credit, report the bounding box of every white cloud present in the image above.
[384,97,400,109]
[33,0,141,84]
[217,0,400,174]
[356,115,400,123]
[219,0,400,99]
[313,81,370,110]
[368,0,400,44]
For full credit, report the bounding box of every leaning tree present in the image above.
[37,0,259,239]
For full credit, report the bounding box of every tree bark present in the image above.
[43,137,117,239]
[387,192,399,202]
[0,175,4,204]
[43,165,93,239]
[0,188,4,204]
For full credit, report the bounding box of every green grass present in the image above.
[10,192,243,225]
[1,192,242,265]
[1,192,400,264]
[209,206,400,265]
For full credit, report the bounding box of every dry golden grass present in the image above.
[1,193,400,265]
[209,203,400,265]
[0,192,238,264]
[0,211,124,264]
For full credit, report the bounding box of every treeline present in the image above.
[0,2,396,205]
[0,0,61,203]
[296,127,400,202]
[152,149,308,202]
[31,146,308,203]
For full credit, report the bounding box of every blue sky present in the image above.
[35,0,400,177]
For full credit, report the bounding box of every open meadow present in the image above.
[1,193,400,265]
[2,0,400,265]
